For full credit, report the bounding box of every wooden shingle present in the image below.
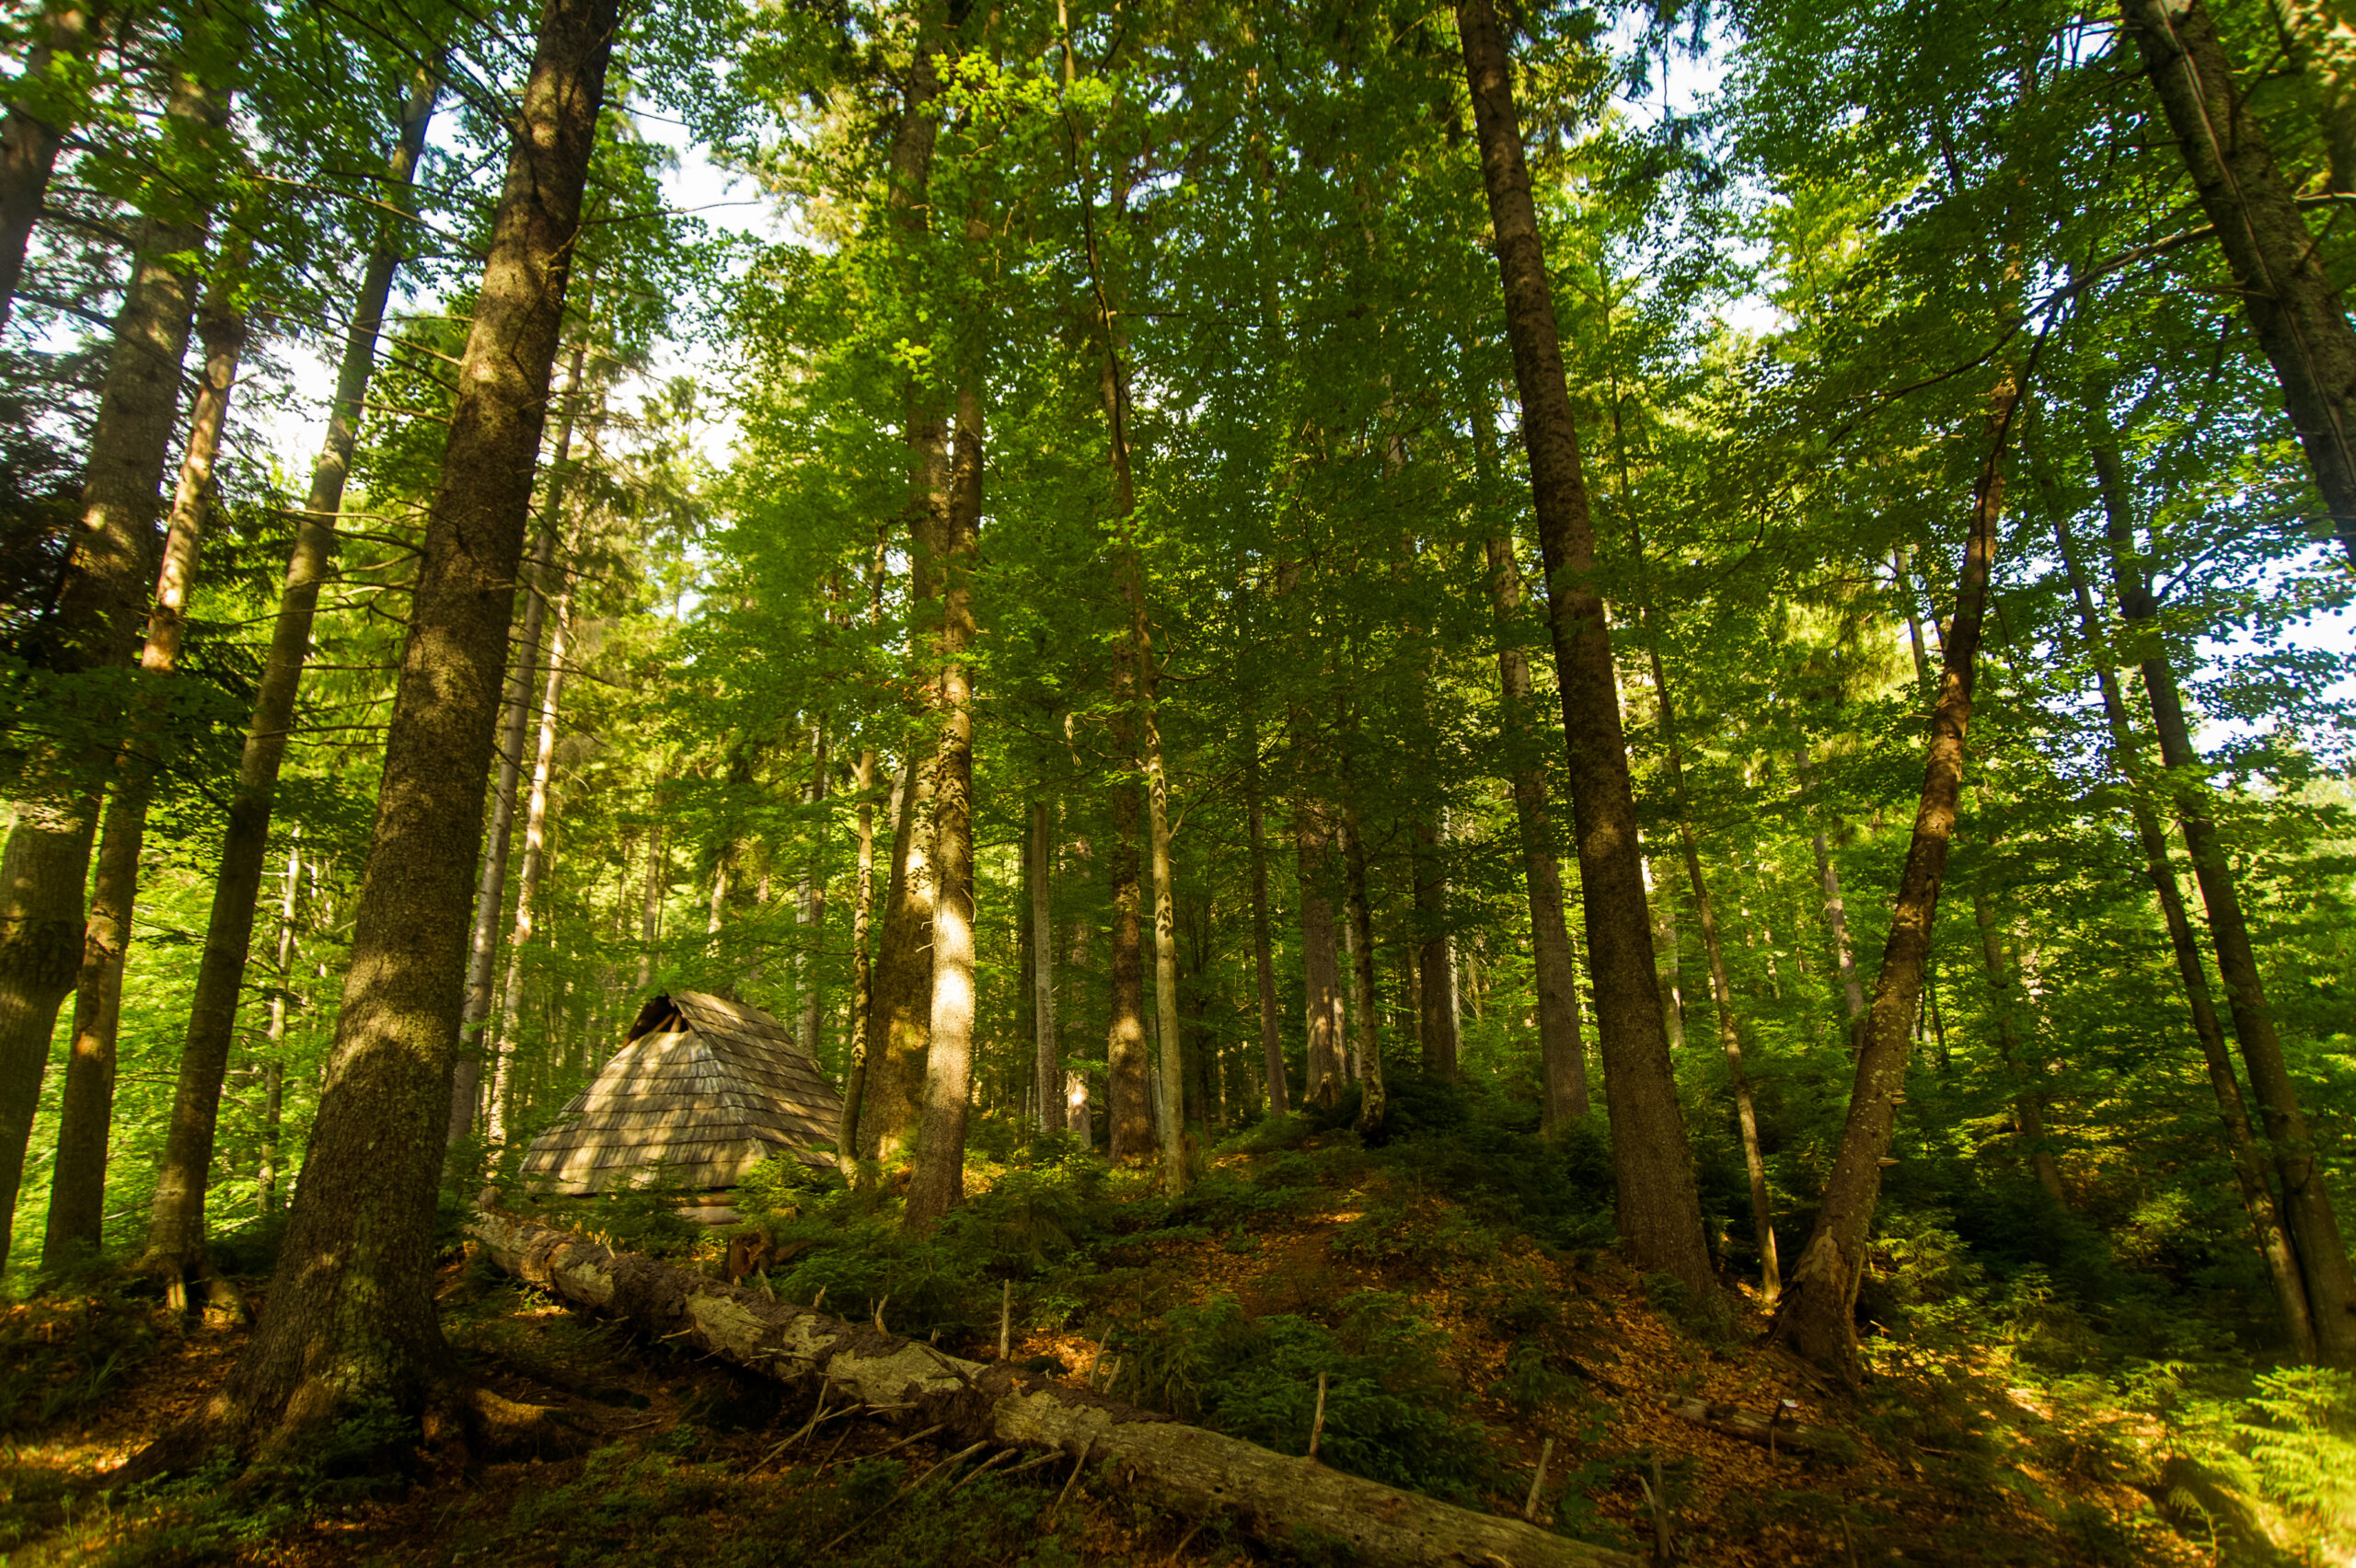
[518,991,845,1193]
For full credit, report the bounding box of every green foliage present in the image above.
[0,1286,156,1435]
[1115,1291,1501,1503]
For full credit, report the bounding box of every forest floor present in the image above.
[0,1108,2317,1567]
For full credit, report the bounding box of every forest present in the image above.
[2,0,2355,1560]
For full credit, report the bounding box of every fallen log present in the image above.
[467,1206,1638,1568]
[1664,1397,1849,1458]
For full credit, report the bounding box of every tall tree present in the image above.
[146,68,438,1278]
[2118,0,2356,568]
[44,229,250,1270]
[2093,421,2356,1362]
[0,55,230,1270]
[131,0,617,1465]
[1455,0,1713,1296]
[1768,363,2025,1378]
[0,0,103,333]
[905,367,981,1228]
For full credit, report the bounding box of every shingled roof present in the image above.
[519,991,844,1193]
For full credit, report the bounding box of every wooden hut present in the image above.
[519,991,843,1194]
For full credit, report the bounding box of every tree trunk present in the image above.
[2119,0,2356,566]
[257,835,300,1218]
[1643,847,1686,1050]
[1892,547,1932,684]
[0,62,226,1272]
[796,728,829,1060]
[836,750,880,1180]
[1244,733,1288,1116]
[1797,757,1867,1034]
[127,0,615,1468]
[905,372,981,1228]
[1646,641,1779,1307]
[1971,882,2069,1205]
[0,0,101,336]
[1143,679,1185,1188]
[1106,779,1152,1161]
[2271,0,2356,193]
[1412,817,1459,1078]
[1480,529,1588,1128]
[1032,796,1060,1133]
[1343,810,1385,1136]
[862,26,950,1164]
[1455,0,1712,1297]
[867,747,935,1160]
[2045,489,2316,1359]
[450,338,583,1145]
[43,242,248,1269]
[488,581,573,1137]
[466,1208,1641,1568]
[1293,804,1346,1109]
[636,818,664,990]
[2094,435,2356,1362]
[1767,369,2022,1379]
[144,71,437,1275]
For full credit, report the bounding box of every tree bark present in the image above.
[862,25,950,1164]
[1479,527,1588,1128]
[2046,487,2316,1359]
[488,580,573,1136]
[2270,0,2356,194]
[257,834,300,1217]
[796,728,829,1061]
[2094,435,2356,1362]
[1643,847,1686,1050]
[1143,674,1185,1188]
[1455,0,1712,1297]
[466,1208,1639,1568]
[0,61,226,1272]
[2119,0,2356,566]
[1411,817,1460,1079]
[1767,370,2022,1378]
[450,337,583,1146]
[0,0,101,336]
[128,0,615,1467]
[1892,548,1932,684]
[1032,796,1059,1133]
[1971,882,2069,1205]
[1808,825,1866,1031]
[1343,809,1385,1135]
[836,749,880,1179]
[905,372,981,1228]
[1293,802,1347,1109]
[44,239,248,1269]
[145,70,437,1275]
[867,747,935,1160]
[636,818,664,991]
[1106,779,1152,1161]
[1646,641,1779,1308]
[1244,731,1288,1116]
[1795,755,1867,1036]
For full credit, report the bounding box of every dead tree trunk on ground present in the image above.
[466,1207,1639,1568]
